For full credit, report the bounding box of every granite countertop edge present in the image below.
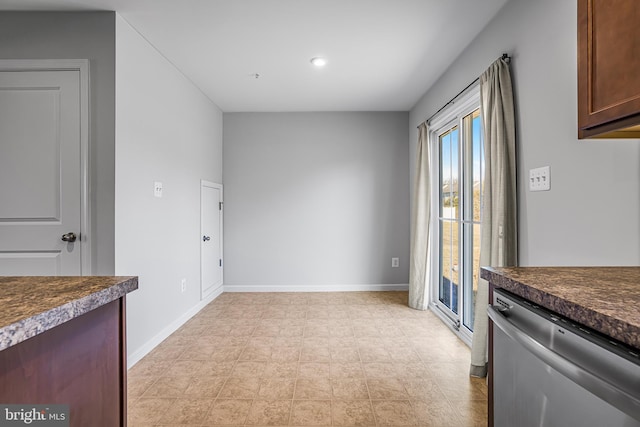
[481,267,640,350]
[0,277,138,351]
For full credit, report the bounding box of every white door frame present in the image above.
[200,180,223,299]
[0,59,91,274]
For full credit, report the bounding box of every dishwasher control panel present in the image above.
[492,288,640,365]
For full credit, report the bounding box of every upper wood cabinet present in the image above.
[578,0,640,138]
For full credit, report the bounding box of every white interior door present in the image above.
[0,62,88,276]
[201,181,223,299]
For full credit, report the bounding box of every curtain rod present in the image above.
[418,53,510,128]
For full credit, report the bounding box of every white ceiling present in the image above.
[0,0,509,112]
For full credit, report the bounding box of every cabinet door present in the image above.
[578,0,640,138]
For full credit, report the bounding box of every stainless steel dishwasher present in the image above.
[488,288,640,427]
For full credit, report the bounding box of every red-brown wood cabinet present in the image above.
[578,0,640,138]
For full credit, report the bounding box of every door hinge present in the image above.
[219,259,222,267]
[219,201,223,210]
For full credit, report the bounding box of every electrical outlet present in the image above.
[180,278,187,293]
[391,257,399,268]
[529,166,550,192]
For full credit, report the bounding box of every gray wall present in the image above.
[114,16,223,359]
[223,112,410,289]
[410,0,640,266]
[0,12,116,274]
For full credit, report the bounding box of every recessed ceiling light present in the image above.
[310,57,327,67]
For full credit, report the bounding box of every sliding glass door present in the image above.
[435,107,483,340]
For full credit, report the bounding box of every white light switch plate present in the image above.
[154,181,163,198]
[529,166,550,192]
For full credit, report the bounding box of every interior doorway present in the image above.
[201,180,223,299]
[0,60,90,275]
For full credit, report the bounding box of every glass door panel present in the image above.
[436,108,483,335]
[438,127,459,315]
[461,110,483,332]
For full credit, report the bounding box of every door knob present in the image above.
[61,232,77,242]
[203,235,211,242]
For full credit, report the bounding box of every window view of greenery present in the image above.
[438,109,483,333]
[439,126,459,315]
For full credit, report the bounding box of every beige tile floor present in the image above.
[128,291,487,426]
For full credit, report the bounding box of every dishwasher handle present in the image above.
[488,305,640,421]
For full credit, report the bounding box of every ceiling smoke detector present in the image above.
[310,57,327,67]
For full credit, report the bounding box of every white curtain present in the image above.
[469,57,518,377]
[408,122,431,310]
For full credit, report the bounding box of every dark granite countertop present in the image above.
[481,267,640,350]
[0,276,138,351]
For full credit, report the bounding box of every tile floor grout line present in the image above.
[128,291,486,426]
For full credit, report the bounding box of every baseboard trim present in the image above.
[127,284,223,369]
[223,284,409,292]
